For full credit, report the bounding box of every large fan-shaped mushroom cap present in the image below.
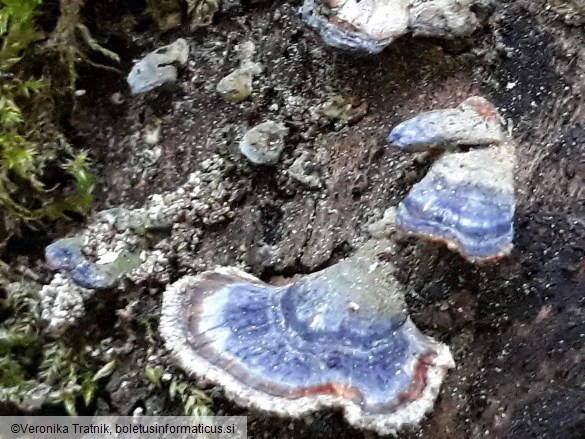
[160,240,454,435]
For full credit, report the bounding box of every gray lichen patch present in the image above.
[310,95,369,125]
[408,0,479,37]
[286,152,322,188]
[187,0,219,29]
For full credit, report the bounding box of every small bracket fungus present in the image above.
[161,240,454,435]
[302,0,410,53]
[388,96,504,152]
[239,121,289,165]
[302,0,479,53]
[216,41,263,103]
[45,237,142,290]
[389,97,515,262]
[216,62,263,103]
[127,38,190,95]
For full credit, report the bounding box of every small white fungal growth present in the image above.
[40,274,94,334]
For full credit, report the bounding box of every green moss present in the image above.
[0,0,99,247]
[0,0,42,70]
[168,379,213,417]
[0,278,116,414]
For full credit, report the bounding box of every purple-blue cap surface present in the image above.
[301,0,478,53]
[387,96,504,152]
[396,142,515,261]
[45,237,86,272]
[45,237,137,290]
[161,240,454,435]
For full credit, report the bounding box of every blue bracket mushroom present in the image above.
[45,236,142,290]
[388,96,516,262]
[160,239,454,436]
[302,0,479,53]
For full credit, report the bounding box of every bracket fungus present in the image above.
[127,38,189,95]
[216,42,263,103]
[45,237,142,290]
[239,121,289,165]
[302,0,479,53]
[388,97,515,262]
[388,96,504,152]
[161,240,454,435]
